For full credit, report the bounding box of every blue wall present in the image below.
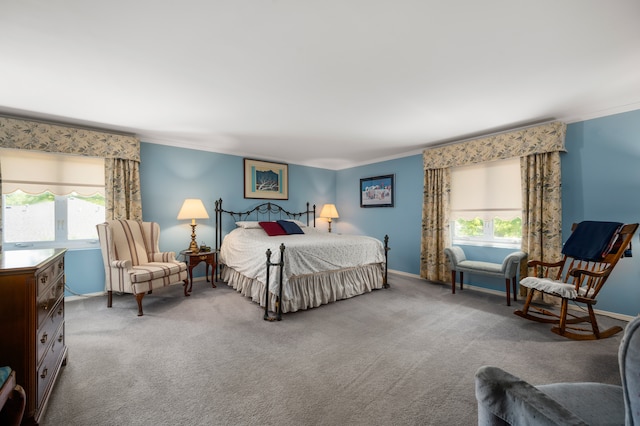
[561,110,640,316]
[64,108,640,317]
[335,155,424,274]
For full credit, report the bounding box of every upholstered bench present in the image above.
[444,246,527,306]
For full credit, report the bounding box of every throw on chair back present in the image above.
[514,221,638,340]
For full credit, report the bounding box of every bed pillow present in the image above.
[290,219,307,228]
[277,220,304,235]
[236,221,261,229]
[259,221,287,236]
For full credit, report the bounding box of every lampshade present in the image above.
[177,199,209,223]
[320,204,339,219]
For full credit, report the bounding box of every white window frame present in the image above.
[450,158,522,249]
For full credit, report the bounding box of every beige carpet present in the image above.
[40,273,625,426]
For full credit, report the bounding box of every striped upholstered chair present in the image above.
[97,220,188,316]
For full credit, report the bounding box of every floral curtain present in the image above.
[420,168,451,282]
[0,116,142,247]
[519,152,563,298]
[421,121,566,283]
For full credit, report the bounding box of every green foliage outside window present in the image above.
[494,217,522,238]
[5,190,105,206]
[455,217,522,240]
[5,191,54,205]
[456,218,484,236]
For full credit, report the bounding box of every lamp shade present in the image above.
[177,199,209,221]
[319,204,339,219]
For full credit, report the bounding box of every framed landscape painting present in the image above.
[244,158,289,200]
[360,174,394,207]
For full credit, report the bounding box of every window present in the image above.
[1,149,105,249]
[450,157,522,248]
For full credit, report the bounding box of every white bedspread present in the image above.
[219,227,386,302]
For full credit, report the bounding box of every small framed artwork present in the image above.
[360,174,394,208]
[244,158,289,200]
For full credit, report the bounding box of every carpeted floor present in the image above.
[40,273,625,426]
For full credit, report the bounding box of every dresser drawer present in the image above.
[37,277,64,327]
[37,255,65,296]
[37,319,65,408]
[37,297,65,365]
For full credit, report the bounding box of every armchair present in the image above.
[475,315,640,425]
[97,219,188,316]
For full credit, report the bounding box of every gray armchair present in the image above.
[444,246,527,306]
[475,315,640,425]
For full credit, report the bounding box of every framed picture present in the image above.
[360,174,394,208]
[244,158,289,200]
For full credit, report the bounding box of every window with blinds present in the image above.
[1,149,105,249]
[450,157,522,247]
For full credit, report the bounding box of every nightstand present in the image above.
[180,250,217,294]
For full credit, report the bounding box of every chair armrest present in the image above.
[475,366,587,426]
[444,246,466,269]
[150,252,178,262]
[110,259,132,269]
[527,259,564,269]
[569,267,610,279]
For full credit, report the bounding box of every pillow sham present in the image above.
[259,221,287,236]
[236,221,262,229]
[277,220,304,235]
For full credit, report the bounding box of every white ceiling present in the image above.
[2,1,640,170]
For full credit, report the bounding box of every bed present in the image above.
[214,199,389,319]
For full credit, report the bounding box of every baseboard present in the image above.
[462,283,636,322]
[388,269,421,279]
[64,277,211,302]
[65,291,104,302]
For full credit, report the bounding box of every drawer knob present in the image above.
[40,274,49,284]
[58,333,64,343]
[41,302,49,311]
[40,368,48,379]
[40,333,48,344]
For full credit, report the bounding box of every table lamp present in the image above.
[319,203,339,233]
[177,198,209,252]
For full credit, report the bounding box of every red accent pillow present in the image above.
[259,221,287,236]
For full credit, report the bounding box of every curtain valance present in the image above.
[423,121,566,170]
[0,116,140,161]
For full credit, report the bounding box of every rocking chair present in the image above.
[514,221,638,340]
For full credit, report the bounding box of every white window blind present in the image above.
[451,157,521,220]
[1,149,105,196]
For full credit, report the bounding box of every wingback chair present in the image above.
[475,315,640,425]
[97,219,188,316]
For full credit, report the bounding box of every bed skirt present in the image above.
[220,263,385,313]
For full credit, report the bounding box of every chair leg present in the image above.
[135,293,144,316]
[107,290,113,308]
[459,271,464,291]
[557,298,569,334]
[505,278,511,306]
[451,270,456,294]
[0,383,26,426]
[511,277,517,302]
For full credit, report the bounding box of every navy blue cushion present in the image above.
[277,220,304,235]
[562,221,623,261]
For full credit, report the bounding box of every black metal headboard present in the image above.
[214,198,316,257]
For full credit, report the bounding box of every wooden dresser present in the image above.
[0,248,68,425]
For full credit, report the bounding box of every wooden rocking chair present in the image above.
[514,221,638,340]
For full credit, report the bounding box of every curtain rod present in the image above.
[427,119,559,150]
[0,112,137,137]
